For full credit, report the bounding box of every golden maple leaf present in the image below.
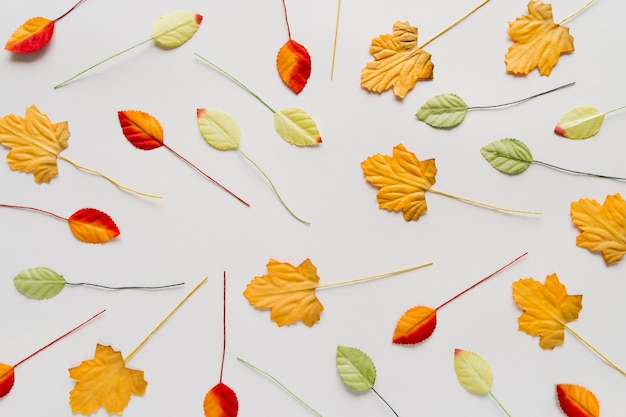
[512,273,582,349]
[361,143,437,221]
[571,193,626,265]
[361,21,434,99]
[69,344,148,415]
[505,0,575,76]
[0,105,69,183]
[243,258,324,327]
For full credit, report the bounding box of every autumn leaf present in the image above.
[512,273,582,349]
[0,363,15,398]
[555,105,605,139]
[204,382,239,417]
[277,40,311,94]
[556,384,600,417]
[392,306,437,345]
[68,208,120,243]
[453,349,493,394]
[5,17,55,53]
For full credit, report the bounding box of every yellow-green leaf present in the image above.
[273,108,322,147]
[453,349,493,394]
[197,108,241,151]
[555,105,605,140]
[151,10,203,49]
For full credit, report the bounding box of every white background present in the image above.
[1,0,625,416]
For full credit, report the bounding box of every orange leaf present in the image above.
[69,344,147,415]
[556,384,600,417]
[5,17,55,53]
[571,193,626,265]
[512,273,582,349]
[204,382,239,417]
[0,363,15,398]
[361,143,437,221]
[392,306,437,345]
[68,208,120,243]
[118,110,165,150]
[276,39,311,94]
[505,1,575,76]
[243,258,324,327]
[361,21,433,99]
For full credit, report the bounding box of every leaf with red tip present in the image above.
[392,305,437,345]
[68,208,120,243]
[0,363,15,398]
[204,382,239,417]
[117,110,164,150]
[276,39,311,94]
[5,17,55,53]
[556,384,600,417]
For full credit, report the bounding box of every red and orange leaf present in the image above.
[204,382,239,417]
[243,258,324,327]
[68,208,120,244]
[69,344,147,415]
[361,143,437,221]
[5,17,55,53]
[392,305,437,345]
[0,363,15,398]
[571,194,626,265]
[118,110,164,150]
[557,384,600,417]
[277,39,311,94]
[505,1,575,76]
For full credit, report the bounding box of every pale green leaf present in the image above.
[480,138,533,175]
[415,93,469,128]
[197,108,241,150]
[453,349,493,394]
[555,105,605,140]
[274,108,322,147]
[151,10,203,49]
[336,346,376,391]
[13,267,66,300]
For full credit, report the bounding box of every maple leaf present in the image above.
[0,105,69,183]
[512,273,582,349]
[361,143,437,221]
[571,194,626,265]
[69,344,147,415]
[505,0,575,76]
[361,21,434,99]
[243,258,324,327]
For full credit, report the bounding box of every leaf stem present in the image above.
[281,0,292,40]
[65,282,185,290]
[237,357,323,416]
[55,0,88,22]
[318,262,433,290]
[533,160,626,181]
[488,391,512,417]
[559,0,598,25]
[429,188,542,215]
[419,0,491,49]
[219,271,227,383]
[0,203,67,221]
[565,325,626,377]
[330,0,341,80]
[468,82,575,110]
[604,104,626,116]
[371,387,399,417]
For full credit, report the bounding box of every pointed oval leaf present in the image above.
[197,108,241,151]
[336,346,376,391]
[556,384,600,417]
[453,349,494,394]
[276,40,312,94]
[480,138,533,175]
[0,363,15,398]
[13,267,67,300]
[204,382,239,417]
[415,93,469,128]
[118,110,164,150]
[68,208,120,244]
[392,305,437,344]
[555,105,605,140]
[151,10,203,48]
[274,108,322,146]
[5,17,55,53]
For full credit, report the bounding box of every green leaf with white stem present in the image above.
[454,349,493,394]
[416,94,468,128]
[480,138,533,174]
[274,108,322,147]
[151,10,203,49]
[336,346,376,391]
[555,105,605,140]
[13,267,66,300]
[197,109,241,150]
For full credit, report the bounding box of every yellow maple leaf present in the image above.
[243,258,324,327]
[361,143,437,221]
[571,193,626,265]
[0,105,69,183]
[69,344,148,415]
[505,0,575,76]
[361,21,434,99]
[512,273,582,349]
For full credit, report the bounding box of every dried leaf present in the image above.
[276,40,312,94]
[555,105,605,139]
[274,108,322,146]
[4,17,55,53]
[556,384,600,417]
[0,363,15,398]
[13,267,66,300]
[392,305,437,345]
[204,382,239,417]
[480,138,533,175]
[197,109,241,151]
[453,349,493,394]
[68,208,120,244]
[335,346,376,391]
[151,10,203,49]
[415,94,468,128]
[118,110,164,150]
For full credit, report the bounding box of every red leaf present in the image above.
[5,17,55,53]
[392,305,437,345]
[117,110,164,150]
[0,363,15,398]
[204,382,239,417]
[68,208,120,244]
[557,384,600,417]
[276,40,311,94]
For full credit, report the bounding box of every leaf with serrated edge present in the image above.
[151,10,203,49]
[555,105,605,140]
[68,208,120,244]
[13,267,66,300]
[118,110,164,150]
[276,40,311,94]
[197,109,241,151]
[336,346,376,391]
[0,363,15,398]
[393,305,437,344]
[204,382,239,417]
[5,17,55,53]
[274,108,321,146]
[480,138,533,175]
[556,384,600,417]
[416,94,468,128]
[454,349,493,394]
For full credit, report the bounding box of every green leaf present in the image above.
[453,349,493,394]
[197,108,241,150]
[274,108,322,147]
[335,346,376,391]
[554,105,605,140]
[13,267,67,300]
[480,138,533,175]
[415,93,469,128]
[151,10,203,49]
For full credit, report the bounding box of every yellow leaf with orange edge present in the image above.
[557,384,600,417]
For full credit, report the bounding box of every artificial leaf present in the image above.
[415,94,468,128]
[274,108,322,146]
[480,138,533,175]
[197,109,241,151]
[118,110,164,150]
[151,10,203,48]
[557,384,600,417]
[69,344,147,415]
[361,143,437,221]
[505,1,575,76]
[0,363,15,398]
[13,267,66,300]
[336,346,376,391]
[5,17,55,53]
[68,208,120,243]
[204,382,239,417]
[392,305,437,345]
[361,21,433,99]
[571,194,626,265]
[512,273,582,349]
[277,40,312,94]
[555,105,604,140]
[453,349,493,394]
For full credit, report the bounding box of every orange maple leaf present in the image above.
[571,193,626,265]
[69,344,147,415]
[361,143,437,221]
[361,21,434,99]
[505,0,575,76]
[512,273,582,349]
[243,258,324,327]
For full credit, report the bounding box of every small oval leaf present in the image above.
[392,305,437,345]
[480,138,533,175]
[415,93,469,128]
[276,39,312,94]
[556,384,600,417]
[13,267,67,300]
[68,208,120,244]
[5,17,55,53]
[204,382,239,417]
[274,108,322,146]
[118,110,164,150]
[555,105,605,140]
[197,108,241,151]
[336,346,376,391]
[453,349,494,394]
[0,363,15,398]
[151,10,203,49]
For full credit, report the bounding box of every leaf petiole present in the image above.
[429,189,541,215]
[565,325,626,377]
[533,160,626,181]
[65,282,185,290]
[488,391,512,417]
[559,0,598,25]
[55,0,89,22]
[469,82,575,110]
[371,387,399,417]
[419,0,491,49]
[0,203,66,221]
[317,262,433,290]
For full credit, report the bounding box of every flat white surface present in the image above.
[1,0,625,416]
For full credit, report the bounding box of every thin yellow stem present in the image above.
[124,278,207,362]
[317,262,433,290]
[419,0,491,49]
[429,188,541,215]
[559,0,598,25]
[330,0,341,80]
[58,155,162,199]
[565,325,626,376]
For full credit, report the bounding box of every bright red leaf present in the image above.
[118,110,164,150]
[5,17,55,53]
[204,382,239,417]
[557,384,600,417]
[67,208,120,243]
[392,305,437,344]
[0,363,15,398]
[276,40,311,94]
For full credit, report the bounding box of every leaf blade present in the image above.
[556,384,600,417]
[336,346,376,391]
[453,349,494,394]
[276,40,312,94]
[13,267,67,300]
[392,305,437,344]
[480,138,533,175]
[0,363,15,398]
[151,10,203,48]
[118,110,164,150]
[415,93,468,128]
[204,382,239,417]
[68,208,120,244]
[5,17,55,53]
[274,108,322,146]
[197,108,241,151]
[555,105,605,140]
